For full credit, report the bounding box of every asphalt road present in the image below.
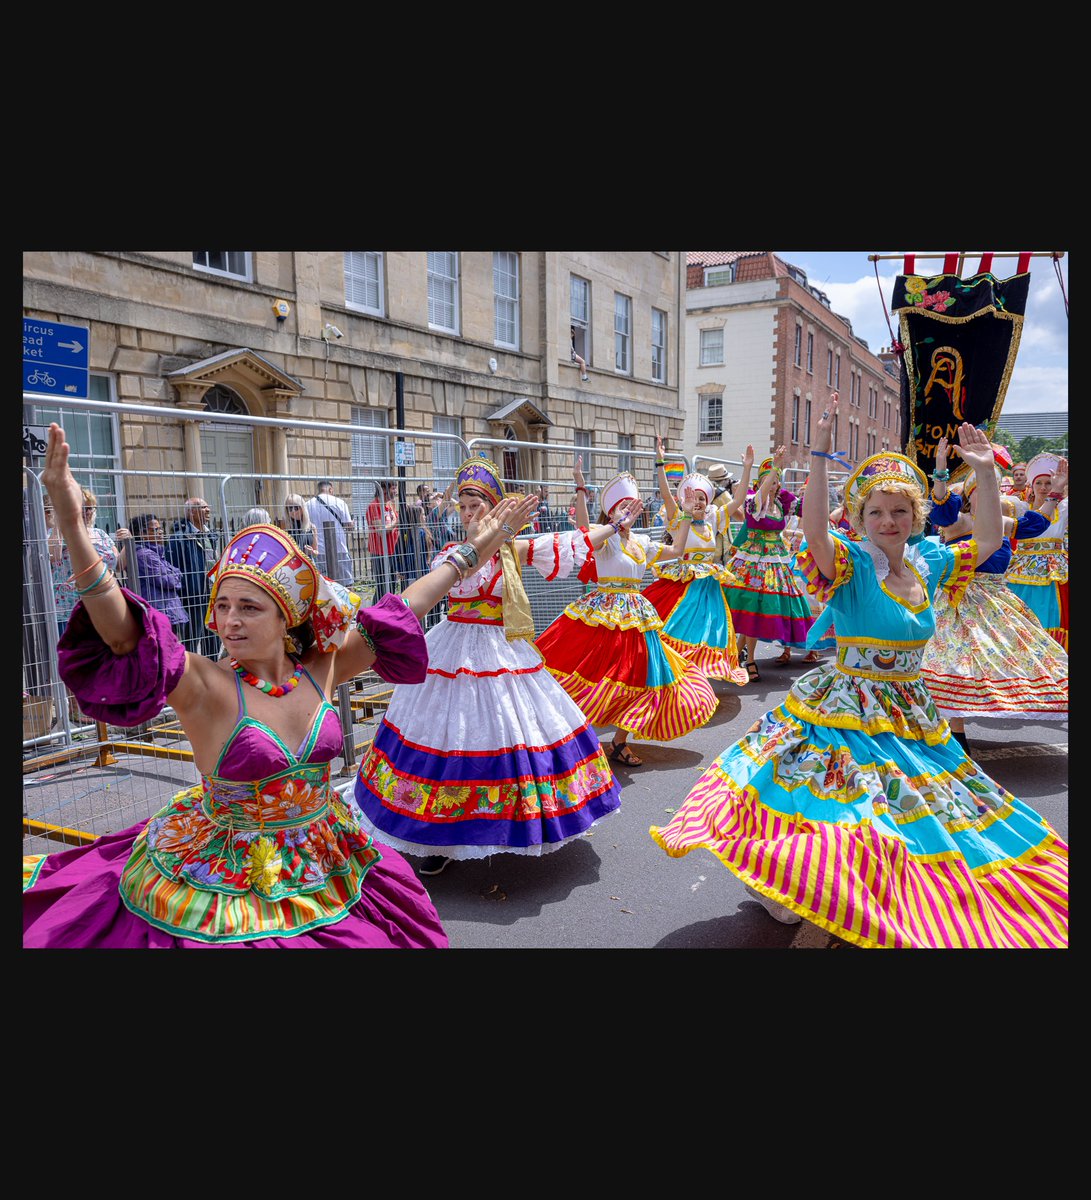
[418,649,1069,951]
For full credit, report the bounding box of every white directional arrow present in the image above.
[57,340,84,352]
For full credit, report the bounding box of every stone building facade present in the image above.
[22,251,686,524]
[684,251,902,481]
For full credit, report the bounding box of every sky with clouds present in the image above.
[773,251,1068,415]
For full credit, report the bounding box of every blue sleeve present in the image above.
[1016,511,1050,539]
[929,494,963,527]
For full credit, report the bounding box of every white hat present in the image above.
[706,463,729,483]
[600,471,641,517]
[1024,452,1059,484]
[676,472,714,505]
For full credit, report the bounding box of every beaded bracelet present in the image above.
[82,575,119,599]
[440,557,464,584]
[1047,492,1064,501]
[931,469,951,481]
[74,564,110,595]
[655,460,666,467]
[67,555,104,585]
[574,486,588,494]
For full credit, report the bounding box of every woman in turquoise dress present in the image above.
[651,396,1068,949]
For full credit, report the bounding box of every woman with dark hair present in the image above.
[24,423,536,948]
[129,512,188,638]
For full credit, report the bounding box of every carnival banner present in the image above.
[893,270,1029,482]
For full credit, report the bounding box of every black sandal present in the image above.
[746,661,761,683]
[609,740,643,766]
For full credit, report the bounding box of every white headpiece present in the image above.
[600,471,640,518]
[1024,452,1059,484]
[676,472,714,505]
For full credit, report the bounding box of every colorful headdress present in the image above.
[756,456,776,482]
[991,443,1013,470]
[456,455,505,506]
[675,472,714,505]
[962,466,1003,502]
[600,471,640,518]
[1024,452,1059,484]
[844,452,928,511]
[453,455,535,647]
[205,523,360,652]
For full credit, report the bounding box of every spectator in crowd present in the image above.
[129,512,188,638]
[366,481,400,597]
[307,480,355,586]
[165,497,220,656]
[284,493,317,555]
[242,506,271,529]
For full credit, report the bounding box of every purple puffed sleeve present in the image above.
[56,587,188,727]
[356,592,428,684]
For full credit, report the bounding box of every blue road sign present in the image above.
[23,318,90,398]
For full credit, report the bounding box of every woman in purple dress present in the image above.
[722,444,817,680]
[23,423,537,948]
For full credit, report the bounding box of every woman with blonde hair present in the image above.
[284,493,317,556]
[650,394,1068,948]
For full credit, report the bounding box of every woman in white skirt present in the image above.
[353,455,641,876]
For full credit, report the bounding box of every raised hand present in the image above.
[612,497,644,530]
[1053,458,1068,487]
[812,394,838,454]
[742,444,755,469]
[773,444,788,468]
[657,435,666,460]
[41,424,86,530]
[935,435,950,471]
[573,454,585,489]
[955,422,996,473]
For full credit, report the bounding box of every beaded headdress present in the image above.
[600,471,640,518]
[844,452,928,510]
[456,455,505,506]
[205,523,360,652]
[756,456,776,482]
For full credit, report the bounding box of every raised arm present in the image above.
[758,444,788,509]
[656,435,678,522]
[726,444,755,518]
[41,424,140,656]
[572,455,591,528]
[931,435,952,504]
[802,394,838,580]
[955,421,1002,565]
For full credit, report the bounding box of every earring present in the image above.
[284,632,302,655]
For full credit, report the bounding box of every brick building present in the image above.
[683,252,902,478]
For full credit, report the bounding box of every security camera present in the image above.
[324,323,344,340]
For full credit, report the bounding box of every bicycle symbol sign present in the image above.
[23,318,90,398]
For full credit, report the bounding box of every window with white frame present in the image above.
[617,433,633,475]
[432,414,463,487]
[651,308,666,383]
[614,293,632,374]
[575,429,593,478]
[493,252,520,349]
[193,251,250,281]
[804,398,812,445]
[827,348,834,385]
[832,413,838,448]
[570,275,590,362]
[698,392,723,442]
[806,331,814,373]
[704,265,736,286]
[427,252,460,333]
[794,324,802,366]
[351,406,390,519]
[835,354,841,389]
[884,399,891,428]
[344,251,384,316]
[791,394,800,443]
[700,328,724,366]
